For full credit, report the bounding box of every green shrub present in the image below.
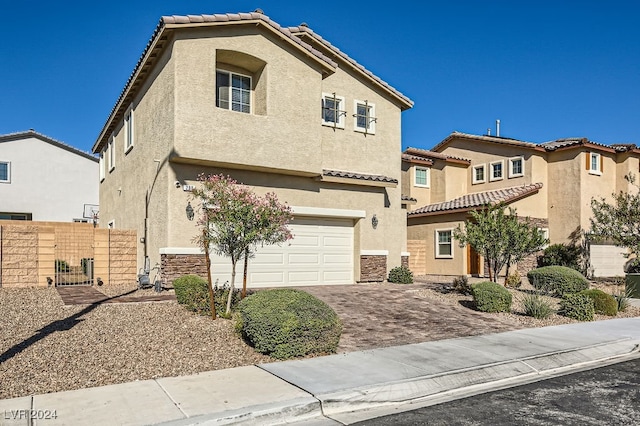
[521,293,554,319]
[505,271,522,288]
[579,289,618,316]
[614,287,633,312]
[173,275,241,318]
[388,266,413,284]
[527,266,589,296]
[452,275,472,295]
[537,243,583,271]
[236,289,342,359]
[471,281,512,313]
[55,259,70,272]
[560,293,594,321]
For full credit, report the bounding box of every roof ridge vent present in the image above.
[300,22,309,27]
[253,8,264,14]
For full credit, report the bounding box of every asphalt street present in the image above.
[355,357,640,426]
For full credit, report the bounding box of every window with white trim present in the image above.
[124,107,134,153]
[0,161,10,183]
[353,100,376,134]
[472,164,486,184]
[321,93,346,128]
[216,70,251,113]
[588,152,602,175]
[108,138,115,172]
[436,229,453,258]
[509,156,524,178]
[490,160,504,181]
[539,227,550,249]
[414,166,430,187]
[99,152,105,182]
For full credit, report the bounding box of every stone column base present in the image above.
[161,254,207,285]
[359,255,387,282]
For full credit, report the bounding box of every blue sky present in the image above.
[1,1,638,154]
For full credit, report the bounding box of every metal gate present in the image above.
[54,226,95,286]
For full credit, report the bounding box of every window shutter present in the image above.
[585,152,590,170]
[600,155,603,173]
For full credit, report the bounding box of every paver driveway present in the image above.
[298,283,523,353]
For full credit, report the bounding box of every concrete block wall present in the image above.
[0,225,39,288]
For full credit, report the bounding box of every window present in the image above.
[0,161,10,183]
[108,138,115,172]
[0,212,31,220]
[414,167,430,187]
[509,156,524,178]
[490,160,504,181]
[436,229,453,258]
[321,93,346,128]
[539,228,550,249]
[472,164,486,184]
[124,107,134,153]
[587,152,602,175]
[99,152,105,182]
[216,70,251,113]
[353,100,376,134]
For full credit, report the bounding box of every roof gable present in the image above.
[0,130,98,163]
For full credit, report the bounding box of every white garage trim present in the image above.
[360,250,389,256]
[291,206,366,219]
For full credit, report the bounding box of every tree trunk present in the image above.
[202,231,216,320]
[504,256,512,286]
[226,261,236,315]
[242,246,249,299]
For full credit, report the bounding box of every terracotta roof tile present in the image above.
[403,147,471,163]
[402,195,417,202]
[408,183,543,216]
[323,169,398,184]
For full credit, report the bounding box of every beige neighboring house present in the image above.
[91,11,413,287]
[403,131,640,279]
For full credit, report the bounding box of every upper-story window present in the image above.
[588,152,602,175]
[490,160,504,181]
[0,161,10,183]
[99,152,105,182]
[509,156,524,178]
[414,166,430,187]
[354,100,376,134]
[321,93,346,128]
[472,164,486,184]
[216,70,251,113]
[108,138,115,172]
[124,107,134,153]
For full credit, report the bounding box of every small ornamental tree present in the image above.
[454,203,548,284]
[192,174,292,317]
[591,174,640,270]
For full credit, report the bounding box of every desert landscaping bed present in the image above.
[1,280,638,400]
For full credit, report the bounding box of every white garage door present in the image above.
[209,217,354,287]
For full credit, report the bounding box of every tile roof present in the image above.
[0,130,98,162]
[432,131,540,153]
[323,169,398,184]
[93,10,412,153]
[288,25,413,109]
[408,183,543,217]
[401,195,417,202]
[403,147,471,163]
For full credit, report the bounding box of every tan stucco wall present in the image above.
[407,213,468,276]
[579,151,618,234]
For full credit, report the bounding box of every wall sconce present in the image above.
[186,202,194,221]
[371,214,379,229]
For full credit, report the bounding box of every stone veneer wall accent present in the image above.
[359,255,387,282]
[401,256,409,269]
[161,254,208,285]
[517,217,549,277]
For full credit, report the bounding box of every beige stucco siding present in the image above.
[172,27,323,175]
[580,151,617,233]
[547,150,582,244]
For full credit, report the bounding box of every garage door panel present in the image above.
[323,254,351,264]
[250,271,285,284]
[251,253,285,265]
[288,253,320,264]
[290,235,320,247]
[288,271,320,282]
[323,271,353,282]
[324,236,352,247]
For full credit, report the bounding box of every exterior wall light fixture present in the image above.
[186,202,195,221]
[372,214,378,229]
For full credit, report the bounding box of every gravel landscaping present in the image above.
[1,279,638,400]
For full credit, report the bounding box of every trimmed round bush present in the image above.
[173,275,209,314]
[579,289,618,316]
[236,289,342,359]
[471,281,512,313]
[388,266,413,284]
[537,243,583,271]
[527,266,589,296]
[560,293,595,321]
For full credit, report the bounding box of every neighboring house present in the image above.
[91,11,413,287]
[0,130,99,222]
[403,131,640,278]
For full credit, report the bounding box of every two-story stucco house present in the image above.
[0,130,99,222]
[91,11,413,287]
[403,131,640,278]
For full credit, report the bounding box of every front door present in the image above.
[467,245,480,276]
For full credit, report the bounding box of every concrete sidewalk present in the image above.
[1,318,639,426]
